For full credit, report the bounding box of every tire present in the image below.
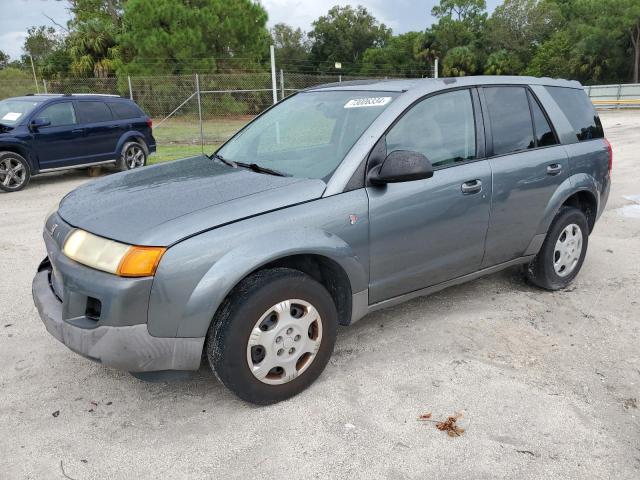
[117,140,148,171]
[0,151,30,192]
[207,268,338,405]
[525,206,589,290]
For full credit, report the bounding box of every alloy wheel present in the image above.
[0,157,27,190]
[124,144,145,169]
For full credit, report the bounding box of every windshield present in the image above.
[0,99,43,126]
[217,90,399,179]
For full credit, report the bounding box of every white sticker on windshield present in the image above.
[2,112,22,121]
[344,97,392,109]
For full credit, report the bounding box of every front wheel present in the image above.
[525,206,589,290]
[117,141,147,171]
[206,268,338,405]
[0,151,30,192]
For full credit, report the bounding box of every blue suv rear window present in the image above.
[76,101,113,124]
[108,102,143,120]
[545,86,604,141]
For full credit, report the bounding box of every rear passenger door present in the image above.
[75,100,121,161]
[480,86,569,267]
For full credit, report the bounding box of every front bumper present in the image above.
[32,264,204,373]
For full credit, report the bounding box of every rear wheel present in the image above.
[206,268,338,405]
[0,152,30,192]
[117,141,147,171]
[525,206,589,290]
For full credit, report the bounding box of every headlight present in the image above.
[63,229,166,277]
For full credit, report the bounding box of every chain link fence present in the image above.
[6,70,636,162]
[1,71,422,160]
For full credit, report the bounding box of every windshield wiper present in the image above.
[0,123,13,132]
[211,152,237,168]
[234,161,289,177]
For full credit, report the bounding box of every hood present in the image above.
[58,155,327,246]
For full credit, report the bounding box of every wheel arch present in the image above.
[116,131,149,157]
[537,174,600,237]
[0,143,36,173]
[148,226,368,339]
[257,253,352,326]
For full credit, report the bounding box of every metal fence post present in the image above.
[270,45,278,104]
[616,84,622,109]
[434,58,439,79]
[195,74,204,153]
[42,79,47,94]
[280,69,284,100]
[128,75,133,100]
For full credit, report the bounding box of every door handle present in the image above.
[546,163,562,175]
[461,179,482,194]
[71,128,85,134]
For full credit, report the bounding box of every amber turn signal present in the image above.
[117,246,166,277]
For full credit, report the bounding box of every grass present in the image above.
[149,116,249,164]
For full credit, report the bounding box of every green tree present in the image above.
[271,23,310,72]
[525,29,575,79]
[23,26,62,63]
[0,50,9,69]
[68,0,125,24]
[486,0,561,66]
[21,26,71,78]
[586,0,640,82]
[309,5,391,73]
[64,0,125,77]
[424,0,487,74]
[431,0,487,22]
[361,32,427,76]
[484,49,523,74]
[442,45,477,76]
[119,0,270,74]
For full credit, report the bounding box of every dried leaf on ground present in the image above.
[435,412,465,437]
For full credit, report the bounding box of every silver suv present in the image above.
[33,76,611,404]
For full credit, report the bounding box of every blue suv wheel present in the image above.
[0,152,30,192]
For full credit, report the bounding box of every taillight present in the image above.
[146,118,153,129]
[604,138,612,173]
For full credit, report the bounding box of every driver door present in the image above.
[33,101,88,170]
[367,88,492,303]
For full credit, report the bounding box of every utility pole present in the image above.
[29,54,39,93]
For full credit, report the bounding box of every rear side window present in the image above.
[545,86,604,141]
[528,91,557,147]
[386,89,476,168]
[39,102,76,127]
[484,86,534,156]
[76,101,113,123]
[108,102,143,120]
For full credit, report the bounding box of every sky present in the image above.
[0,0,501,60]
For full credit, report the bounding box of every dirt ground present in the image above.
[0,111,638,480]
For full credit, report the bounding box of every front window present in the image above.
[217,91,399,179]
[0,99,43,127]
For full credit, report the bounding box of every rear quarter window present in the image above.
[76,101,113,123]
[108,102,143,120]
[545,86,604,141]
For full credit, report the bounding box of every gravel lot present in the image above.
[1,111,639,480]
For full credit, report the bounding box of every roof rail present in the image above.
[62,93,120,97]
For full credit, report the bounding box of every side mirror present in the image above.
[30,117,51,131]
[368,150,434,185]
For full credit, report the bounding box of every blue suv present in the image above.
[0,94,156,192]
